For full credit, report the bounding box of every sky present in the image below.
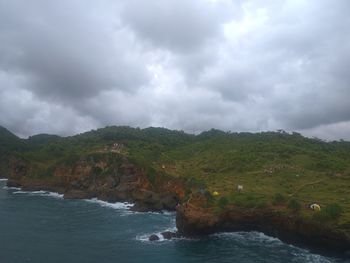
[0,0,350,140]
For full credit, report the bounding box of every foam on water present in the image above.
[0,178,8,181]
[47,192,64,198]
[213,231,282,245]
[85,198,133,211]
[136,226,178,243]
[14,190,46,194]
[290,250,335,263]
[133,210,176,217]
[2,186,21,190]
[12,190,64,199]
[213,231,337,263]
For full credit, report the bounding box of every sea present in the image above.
[0,179,348,263]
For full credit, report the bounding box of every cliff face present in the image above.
[6,154,350,257]
[7,156,185,212]
[176,195,350,257]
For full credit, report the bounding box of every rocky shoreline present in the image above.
[5,158,350,258]
[175,195,350,258]
[7,158,184,213]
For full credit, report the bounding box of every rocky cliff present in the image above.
[7,154,185,212]
[176,193,350,257]
[6,153,350,257]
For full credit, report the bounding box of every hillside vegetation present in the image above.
[1,126,350,232]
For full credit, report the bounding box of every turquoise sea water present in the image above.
[0,179,348,263]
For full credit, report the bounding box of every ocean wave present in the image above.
[290,250,335,263]
[212,231,336,262]
[0,178,8,181]
[13,190,46,194]
[136,226,178,243]
[11,189,64,199]
[287,243,337,263]
[2,186,21,190]
[84,198,176,217]
[46,192,64,198]
[85,198,134,211]
[133,210,176,217]
[212,231,282,246]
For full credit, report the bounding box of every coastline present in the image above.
[5,149,350,260]
[176,199,350,258]
[3,176,349,259]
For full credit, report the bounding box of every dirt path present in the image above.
[289,179,325,197]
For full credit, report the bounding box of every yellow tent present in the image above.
[212,191,220,196]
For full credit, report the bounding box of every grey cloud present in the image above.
[120,0,236,52]
[0,0,149,103]
[189,0,350,132]
[1,0,350,140]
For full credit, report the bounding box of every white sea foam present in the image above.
[47,192,64,198]
[85,198,134,210]
[290,250,334,263]
[12,189,64,199]
[2,186,21,190]
[12,190,27,194]
[136,226,178,243]
[213,231,335,262]
[0,178,8,181]
[133,210,176,217]
[212,231,282,246]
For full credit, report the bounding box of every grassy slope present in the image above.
[1,126,350,232]
[159,131,350,231]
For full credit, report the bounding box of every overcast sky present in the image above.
[0,0,350,140]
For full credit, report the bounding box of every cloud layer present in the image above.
[0,0,349,140]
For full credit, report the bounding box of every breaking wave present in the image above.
[12,190,64,199]
[211,231,337,263]
[2,186,21,190]
[84,198,133,211]
[136,226,178,243]
[212,231,282,246]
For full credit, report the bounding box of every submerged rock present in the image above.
[161,231,179,240]
[148,234,160,241]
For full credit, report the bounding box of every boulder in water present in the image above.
[148,234,160,241]
[161,231,178,240]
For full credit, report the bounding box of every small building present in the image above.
[237,185,243,192]
[110,142,123,153]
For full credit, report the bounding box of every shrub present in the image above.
[312,211,330,222]
[229,192,266,208]
[204,190,214,202]
[272,193,286,205]
[324,203,343,219]
[288,199,301,212]
[313,203,343,222]
[256,200,268,209]
[92,166,103,176]
[217,196,229,208]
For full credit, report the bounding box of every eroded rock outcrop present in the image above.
[7,155,185,212]
[176,194,350,257]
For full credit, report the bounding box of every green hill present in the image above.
[0,126,27,176]
[1,126,350,233]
